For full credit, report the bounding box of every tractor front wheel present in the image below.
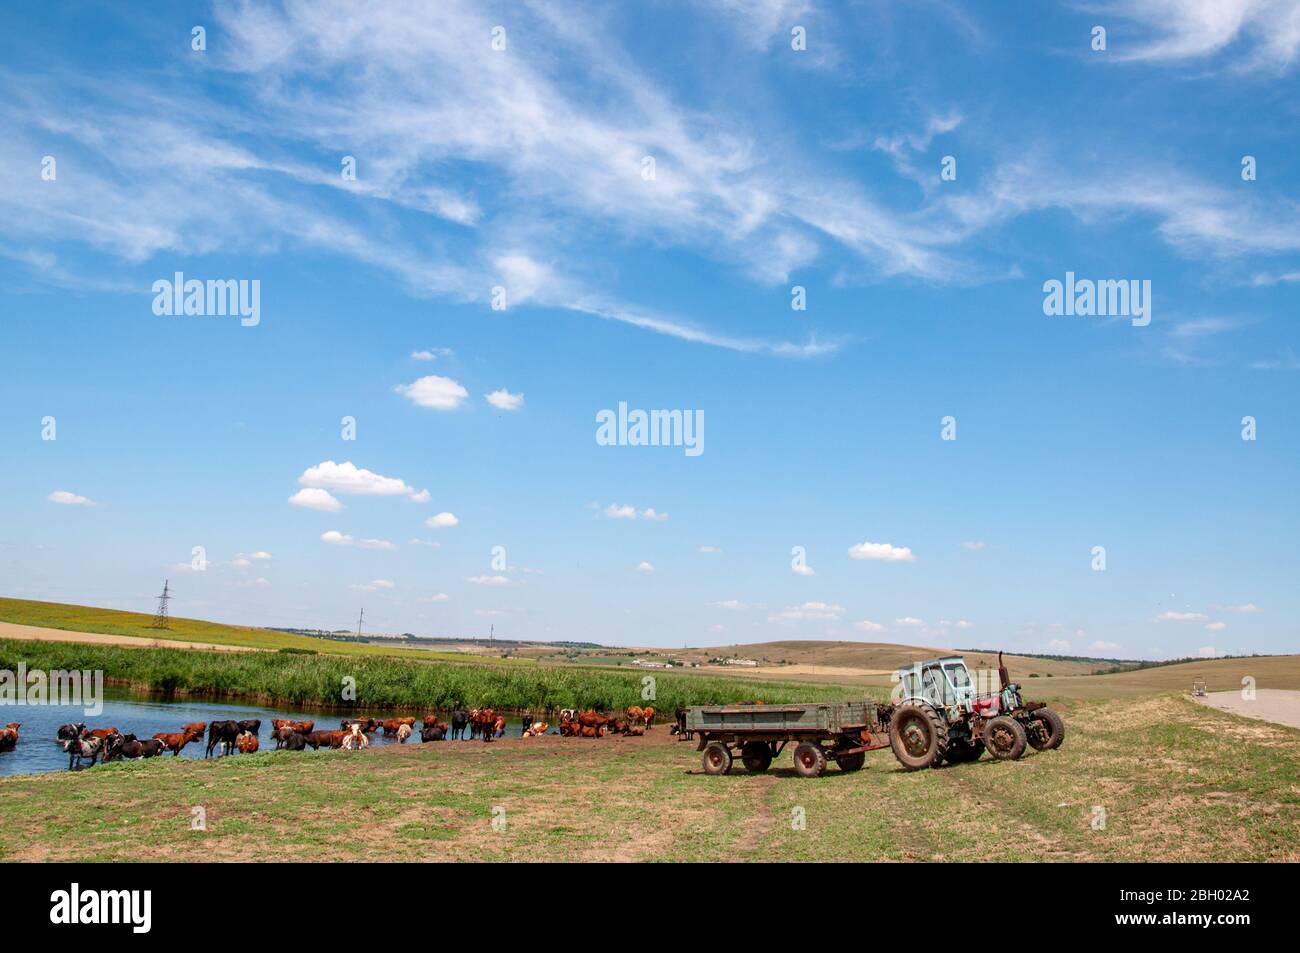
[888,702,949,771]
[702,742,733,775]
[1027,707,1065,751]
[793,742,827,778]
[984,716,1027,761]
[741,740,773,773]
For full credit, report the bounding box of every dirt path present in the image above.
[1194,689,1300,730]
[0,621,261,653]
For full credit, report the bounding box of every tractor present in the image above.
[887,652,1065,769]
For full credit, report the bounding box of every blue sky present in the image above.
[1,1,1297,658]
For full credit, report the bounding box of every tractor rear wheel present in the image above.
[984,716,1027,760]
[888,702,949,771]
[741,740,773,773]
[1027,707,1065,751]
[793,742,827,778]
[702,742,733,775]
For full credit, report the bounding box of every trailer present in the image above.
[685,701,894,777]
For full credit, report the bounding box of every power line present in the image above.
[150,580,172,629]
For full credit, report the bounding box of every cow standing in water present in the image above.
[521,714,533,737]
[450,710,468,740]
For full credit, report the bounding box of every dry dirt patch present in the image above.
[1194,689,1300,731]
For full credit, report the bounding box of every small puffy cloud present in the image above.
[1197,646,1221,658]
[603,504,668,521]
[420,592,450,603]
[289,487,344,512]
[350,579,396,592]
[961,541,986,551]
[231,557,252,569]
[424,512,459,529]
[636,561,656,574]
[772,601,844,622]
[1210,603,1261,614]
[396,375,468,410]
[246,551,272,561]
[465,575,511,586]
[485,388,524,411]
[710,599,765,611]
[699,545,722,554]
[792,563,815,577]
[408,538,440,548]
[411,347,452,361]
[848,541,916,562]
[298,461,426,501]
[320,530,397,551]
[48,490,96,506]
[1090,640,1122,652]
[1156,611,1208,622]
[1205,621,1227,631]
[953,620,974,630]
[895,617,925,627]
[1047,639,1072,652]
[856,620,886,632]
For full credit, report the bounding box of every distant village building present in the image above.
[632,658,671,669]
[723,657,758,667]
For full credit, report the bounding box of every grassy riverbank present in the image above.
[0,638,866,713]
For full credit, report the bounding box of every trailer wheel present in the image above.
[792,742,827,778]
[1027,707,1065,751]
[888,702,949,771]
[836,752,866,772]
[984,716,1027,760]
[741,741,773,773]
[702,742,733,775]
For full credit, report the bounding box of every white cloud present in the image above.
[699,545,722,554]
[407,538,440,548]
[230,557,252,569]
[635,561,656,574]
[420,592,449,602]
[298,460,427,501]
[792,563,815,577]
[288,487,344,512]
[350,579,396,592]
[710,599,765,611]
[953,620,974,629]
[848,541,916,562]
[1156,611,1208,622]
[424,512,459,529]
[961,541,986,551]
[1047,639,1072,652]
[320,530,398,551]
[602,503,668,521]
[48,490,95,506]
[411,347,452,361]
[1099,0,1300,72]
[1197,645,1222,658]
[465,575,511,586]
[856,620,886,632]
[771,601,844,622]
[395,375,469,410]
[1089,640,1122,652]
[1210,602,1261,613]
[895,617,925,627]
[484,388,524,411]
[1205,622,1227,631]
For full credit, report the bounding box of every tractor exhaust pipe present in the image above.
[997,651,1010,690]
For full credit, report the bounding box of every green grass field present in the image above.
[1,693,1294,862]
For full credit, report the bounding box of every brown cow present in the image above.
[182,721,206,739]
[642,706,656,729]
[0,723,19,752]
[236,731,259,754]
[301,730,342,750]
[87,727,120,740]
[153,725,204,756]
[625,705,645,724]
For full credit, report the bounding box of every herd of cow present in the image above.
[0,704,661,770]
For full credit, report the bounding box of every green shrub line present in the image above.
[0,638,865,713]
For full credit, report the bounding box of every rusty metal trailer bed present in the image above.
[684,701,895,777]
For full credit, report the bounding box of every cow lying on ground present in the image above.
[63,734,102,770]
[105,734,164,761]
[522,722,548,737]
[0,723,19,752]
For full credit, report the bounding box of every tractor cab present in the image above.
[896,656,977,714]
